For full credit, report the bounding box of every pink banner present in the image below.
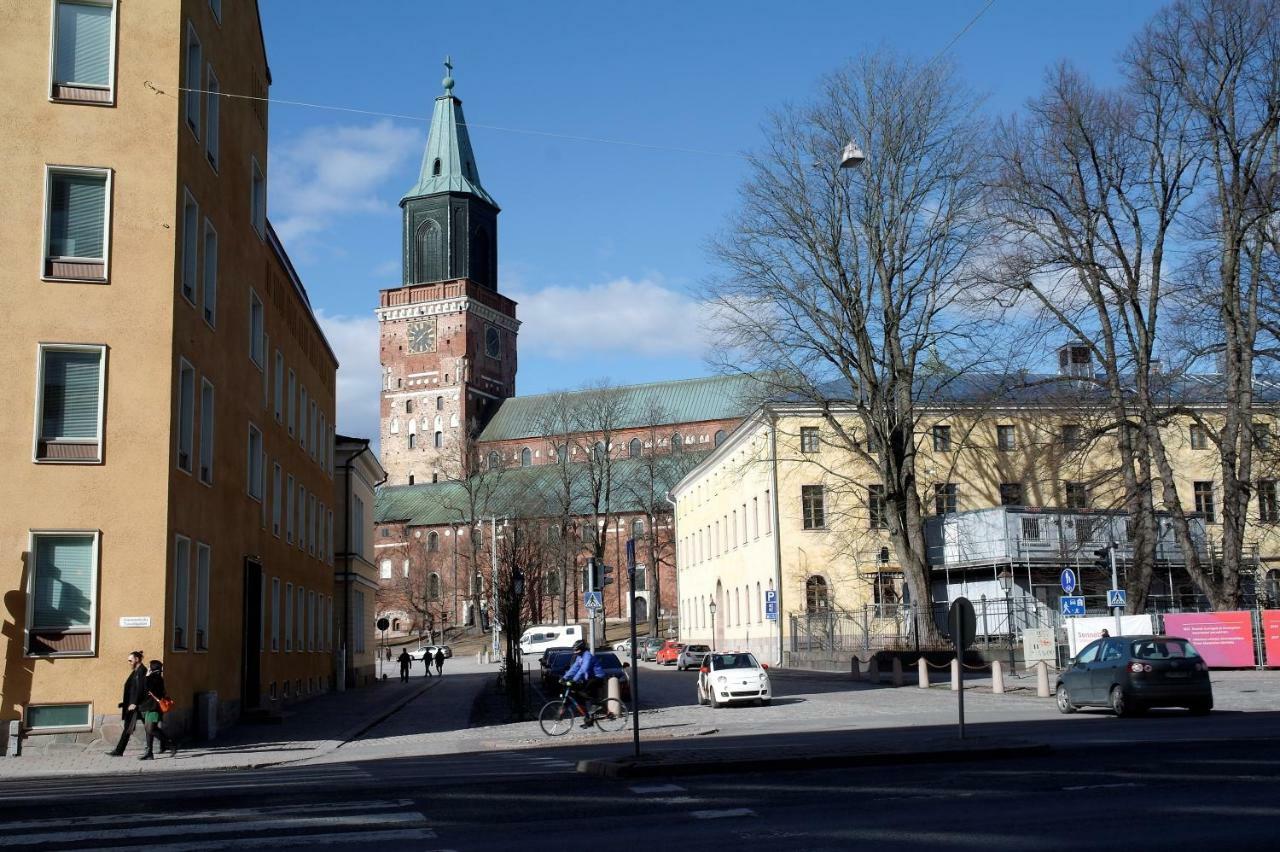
[1264,612,1280,668]
[1162,611,1256,668]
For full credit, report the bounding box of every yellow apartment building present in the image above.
[672,355,1280,665]
[0,0,340,746]
[334,436,385,690]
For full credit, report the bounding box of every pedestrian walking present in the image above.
[139,660,175,760]
[397,649,412,682]
[422,649,432,677]
[434,648,445,676]
[108,651,148,756]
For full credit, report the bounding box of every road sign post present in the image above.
[947,597,976,740]
[626,538,640,759]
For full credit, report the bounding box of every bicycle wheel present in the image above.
[594,697,628,733]
[539,700,574,736]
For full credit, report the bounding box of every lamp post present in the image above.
[998,568,1014,673]
[709,600,718,651]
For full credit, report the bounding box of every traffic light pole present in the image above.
[587,557,597,655]
[1108,543,1122,638]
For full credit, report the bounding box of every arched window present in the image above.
[520,447,532,467]
[714,429,727,447]
[407,433,416,449]
[405,399,414,413]
[393,618,401,631]
[757,582,763,623]
[379,559,392,580]
[436,396,443,411]
[629,438,642,458]
[671,433,683,453]
[487,451,500,470]
[546,569,560,596]
[402,559,410,578]
[593,441,606,460]
[432,158,442,176]
[427,531,439,552]
[427,572,441,601]
[735,588,741,625]
[805,575,830,613]
[408,474,415,485]
[472,227,491,286]
[631,518,644,541]
[415,218,443,283]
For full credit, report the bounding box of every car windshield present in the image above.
[1131,638,1201,660]
[711,653,759,670]
[596,653,621,668]
[686,645,710,653]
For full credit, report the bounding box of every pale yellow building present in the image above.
[672,356,1280,665]
[0,0,339,746]
[334,436,385,689]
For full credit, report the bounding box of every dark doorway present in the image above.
[242,558,263,712]
[634,596,648,624]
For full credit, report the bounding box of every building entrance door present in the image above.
[242,559,263,711]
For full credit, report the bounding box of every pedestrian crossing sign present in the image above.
[1107,589,1127,608]
[585,591,603,610]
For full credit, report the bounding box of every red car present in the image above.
[656,641,685,666]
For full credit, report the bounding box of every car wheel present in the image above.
[1055,684,1077,715]
[758,698,771,707]
[1110,685,1136,718]
[709,689,720,709]
[697,685,708,706]
[1188,701,1212,716]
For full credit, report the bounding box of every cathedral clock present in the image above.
[484,325,501,359]
[407,318,437,353]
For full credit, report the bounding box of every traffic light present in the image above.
[601,562,615,587]
[587,557,598,591]
[1094,547,1111,572]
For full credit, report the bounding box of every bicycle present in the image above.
[538,681,628,736]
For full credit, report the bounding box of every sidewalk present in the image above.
[0,669,443,779]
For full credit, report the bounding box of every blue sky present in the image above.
[258,0,1159,441]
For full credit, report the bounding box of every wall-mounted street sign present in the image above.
[1060,568,1077,595]
[1060,596,1086,616]
[118,616,150,628]
[764,589,778,621]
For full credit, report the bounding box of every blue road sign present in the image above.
[1060,596,1086,616]
[585,591,603,610]
[764,589,778,621]
[1060,568,1077,595]
[1107,589,1127,608]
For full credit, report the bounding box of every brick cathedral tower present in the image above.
[378,60,518,486]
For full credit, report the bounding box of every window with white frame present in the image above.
[247,423,263,500]
[195,542,210,650]
[284,581,293,651]
[35,344,104,462]
[51,0,116,103]
[285,473,295,543]
[271,577,280,651]
[198,378,214,484]
[380,559,392,580]
[249,289,264,367]
[201,219,217,324]
[184,23,201,138]
[297,483,306,550]
[209,0,221,23]
[308,590,316,651]
[287,370,296,435]
[27,531,98,655]
[250,156,266,238]
[296,586,305,650]
[44,166,110,280]
[300,386,308,451]
[309,399,317,459]
[273,351,283,421]
[173,535,191,650]
[180,190,198,302]
[272,463,282,536]
[327,509,334,564]
[205,65,220,169]
[308,493,316,555]
[177,359,195,472]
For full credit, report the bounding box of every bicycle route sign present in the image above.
[584,591,603,611]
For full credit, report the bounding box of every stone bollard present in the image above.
[950,657,961,691]
[992,659,1005,694]
[867,657,880,685]
[6,720,19,757]
[607,676,622,713]
[918,657,929,689]
[1036,661,1051,698]
[891,657,904,687]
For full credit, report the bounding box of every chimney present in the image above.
[1057,342,1092,379]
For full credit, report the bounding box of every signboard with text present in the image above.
[1022,628,1056,664]
[764,589,778,621]
[1066,615,1155,656]
[1263,611,1280,668]
[1162,611,1255,668]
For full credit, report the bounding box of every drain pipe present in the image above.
[665,494,680,640]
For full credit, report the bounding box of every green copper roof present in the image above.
[476,374,762,443]
[401,58,498,208]
[375,453,707,527]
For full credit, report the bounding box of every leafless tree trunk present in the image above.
[574,382,626,645]
[709,51,993,641]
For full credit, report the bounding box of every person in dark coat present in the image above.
[108,651,148,756]
[138,660,174,760]
[397,649,412,682]
[422,649,432,677]
[434,648,445,676]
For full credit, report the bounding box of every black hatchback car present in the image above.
[1056,635,1213,717]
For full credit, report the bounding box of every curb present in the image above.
[576,741,1050,779]
[330,676,444,751]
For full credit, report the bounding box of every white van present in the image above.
[519,625,583,657]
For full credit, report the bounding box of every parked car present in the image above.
[1056,635,1212,717]
[520,625,584,657]
[697,652,771,707]
[640,638,665,661]
[540,649,575,687]
[540,649,632,701]
[595,651,632,701]
[677,644,711,671]
[408,644,453,661]
[656,641,685,666]
[612,638,631,656]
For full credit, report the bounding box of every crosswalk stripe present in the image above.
[0,799,414,833]
[630,784,687,794]
[116,827,439,851]
[691,808,756,819]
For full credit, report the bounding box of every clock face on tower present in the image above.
[484,325,501,359]
[407,319,437,353]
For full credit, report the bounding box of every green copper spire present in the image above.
[401,57,498,208]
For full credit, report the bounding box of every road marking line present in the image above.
[1061,782,1144,791]
[0,800,415,832]
[0,811,428,846]
[112,828,440,851]
[630,784,687,794]
[691,808,756,820]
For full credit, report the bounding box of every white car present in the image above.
[677,644,711,671]
[696,652,771,708]
[409,645,452,661]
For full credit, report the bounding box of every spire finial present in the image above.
[442,55,455,93]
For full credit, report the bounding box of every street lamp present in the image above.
[998,568,1014,673]
[708,600,718,652]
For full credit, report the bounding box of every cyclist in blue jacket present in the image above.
[563,640,607,727]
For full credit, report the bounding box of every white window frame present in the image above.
[273,350,284,422]
[32,342,106,464]
[308,590,316,651]
[201,218,217,326]
[272,462,282,537]
[300,385,308,451]
[309,399,317,459]
[176,358,195,474]
[184,22,201,139]
[247,422,264,501]
[327,509,334,565]
[271,576,280,651]
[285,473,295,543]
[194,542,210,651]
[25,529,101,658]
[297,483,306,551]
[287,369,296,435]
[173,534,191,651]
[41,164,113,282]
[284,581,293,652]
[204,64,220,171]
[249,288,264,368]
[198,377,214,485]
[24,702,95,734]
[250,155,266,239]
[180,188,198,304]
[209,0,221,24]
[48,0,119,105]
[296,586,305,650]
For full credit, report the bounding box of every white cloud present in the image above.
[507,277,715,359]
[270,119,420,247]
[315,309,382,453]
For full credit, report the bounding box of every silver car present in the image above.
[677,644,711,670]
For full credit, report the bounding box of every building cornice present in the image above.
[377,296,521,334]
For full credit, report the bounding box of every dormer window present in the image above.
[432,158,442,176]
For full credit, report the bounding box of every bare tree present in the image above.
[573,381,627,644]
[435,428,503,634]
[709,51,993,641]
[535,391,588,627]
